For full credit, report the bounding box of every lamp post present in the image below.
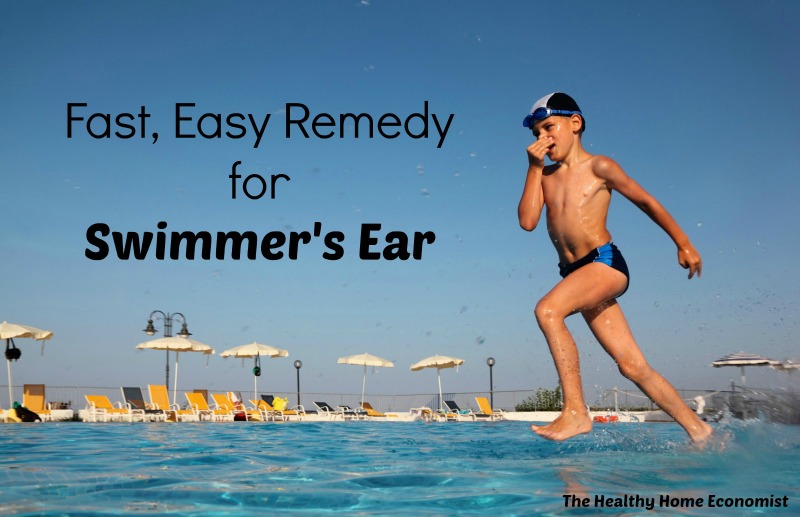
[294,360,303,407]
[143,311,191,388]
[486,357,495,413]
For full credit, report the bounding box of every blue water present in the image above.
[0,420,797,516]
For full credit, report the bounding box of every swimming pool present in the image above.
[0,420,797,515]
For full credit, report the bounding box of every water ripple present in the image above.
[0,420,797,515]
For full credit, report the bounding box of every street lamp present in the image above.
[486,357,496,413]
[143,310,191,388]
[294,360,303,407]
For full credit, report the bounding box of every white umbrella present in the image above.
[338,353,395,405]
[137,336,215,405]
[410,354,464,409]
[1,321,54,407]
[220,342,289,400]
[712,351,778,386]
[772,358,800,373]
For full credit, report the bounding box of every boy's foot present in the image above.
[530,410,592,441]
[689,423,726,451]
[689,421,714,443]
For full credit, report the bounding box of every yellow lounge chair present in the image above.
[23,384,52,422]
[186,392,233,421]
[209,393,260,421]
[474,396,504,420]
[360,401,386,418]
[262,395,305,421]
[227,392,264,421]
[84,395,140,422]
[148,384,197,422]
[249,399,284,421]
[2,406,21,422]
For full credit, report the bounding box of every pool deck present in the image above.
[1,408,656,423]
[0,408,652,423]
[1,409,75,422]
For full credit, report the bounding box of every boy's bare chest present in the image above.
[542,168,607,213]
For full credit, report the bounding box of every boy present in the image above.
[518,92,713,443]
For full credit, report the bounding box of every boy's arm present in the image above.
[518,137,550,231]
[595,157,702,279]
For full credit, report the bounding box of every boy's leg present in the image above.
[581,301,713,443]
[531,262,628,441]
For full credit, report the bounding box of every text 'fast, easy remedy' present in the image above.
[66,101,455,149]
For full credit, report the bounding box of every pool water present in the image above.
[0,420,797,515]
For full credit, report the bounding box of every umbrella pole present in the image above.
[7,357,12,408]
[254,353,261,403]
[6,339,11,408]
[437,369,443,410]
[173,352,180,406]
[361,364,367,406]
[165,350,170,393]
[741,366,746,386]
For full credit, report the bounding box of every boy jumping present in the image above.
[518,92,713,443]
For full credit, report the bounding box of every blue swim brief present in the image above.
[558,242,629,295]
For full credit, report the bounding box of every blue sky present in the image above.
[2,1,798,401]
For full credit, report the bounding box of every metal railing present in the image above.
[4,384,798,423]
[2,385,543,413]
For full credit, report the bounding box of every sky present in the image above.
[2,1,799,402]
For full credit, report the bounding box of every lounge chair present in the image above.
[121,386,166,422]
[147,384,197,422]
[84,394,140,422]
[474,396,504,420]
[228,392,266,421]
[443,400,476,421]
[2,405,22,422]
[360,401,386,418]
[249,399,283,421]
[314,401,358,420]
[433,404,457,422]
[261,395,305,421]
[339,404,368,419]
[209,393,260,421]
[187,392,234,421]
[408,406,436,421]
[22,384,52,422]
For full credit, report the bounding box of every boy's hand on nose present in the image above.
[527,136,553,166]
